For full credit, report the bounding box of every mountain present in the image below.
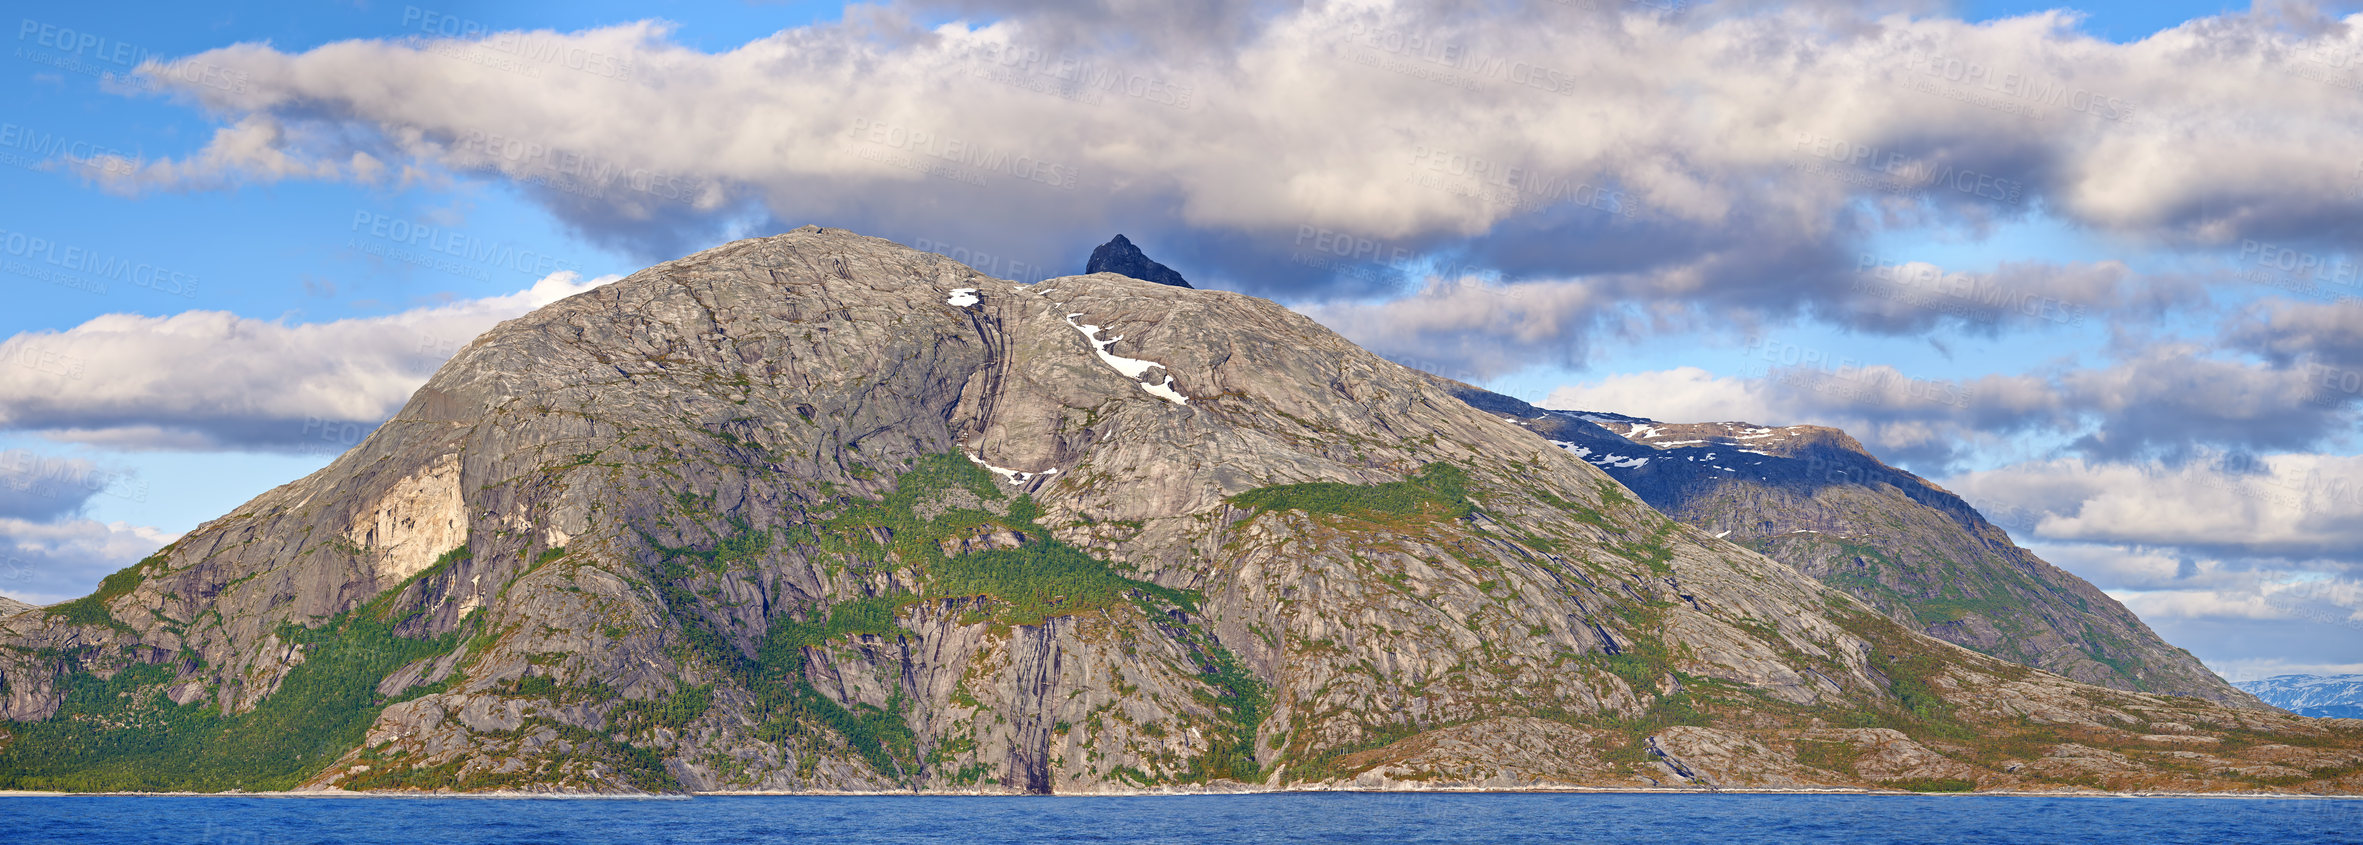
[0,228,2355,796]
[1436,385,2262,710]
[1084,234,1192,288]
[0,597,30,617]
[2239,676,2363,719]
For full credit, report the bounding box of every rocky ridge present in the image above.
[1436,384,2260,710]
[0,228,2351,796]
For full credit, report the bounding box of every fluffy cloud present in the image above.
[1950,453,2363,564]
[2227,297,2363,369]
[0,517,175,605]
[0,271,616,452]
[1539,336,2361,469]
[2020,540,2363,678]
[0,450,130,522]
[84,4,2363,329]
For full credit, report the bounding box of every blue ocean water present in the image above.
[3,793,2357,844]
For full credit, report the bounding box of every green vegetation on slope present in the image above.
[44,554,165,631]
[646,452,1229,784]
[1229,462,1473,523]
[816,452,1199,624]
[1,546,476,792]
[0,614,466,792]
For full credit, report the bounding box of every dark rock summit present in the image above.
[0,228,2354,796]
[1084,234,1192,288]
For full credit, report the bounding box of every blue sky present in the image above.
[2,0,2361,681]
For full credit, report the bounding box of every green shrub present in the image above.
[1229,463,1473,522]
[0,612,464,792]
[1886,777,1977,793]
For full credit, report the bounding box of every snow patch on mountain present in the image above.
[2235,674,2363,718]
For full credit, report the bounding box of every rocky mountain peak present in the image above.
[1084,234,1193,288]
[0,228,2346,796]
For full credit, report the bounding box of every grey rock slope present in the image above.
[0,229,2352,796]
[0,597,30,617]
[1084,234,1192,288]
[1438,383,2262,709]
[2239,675,2363,718]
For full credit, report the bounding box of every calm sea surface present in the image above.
[4,793,2358,844]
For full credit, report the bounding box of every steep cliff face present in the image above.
[1439,384,2262,710]
[0,229,2351,796]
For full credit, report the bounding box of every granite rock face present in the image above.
[0,597,30,618]
[0,228,2352,795]
[1084,235,1192,288]
[1437,383,2262,710]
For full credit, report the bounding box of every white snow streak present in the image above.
[1065,313,1189,405]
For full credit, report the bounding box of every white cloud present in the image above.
[2209,658,2363,685]
[84,5,2363,309]
[1535,333,2361,471]
[69,115,351,194]
[0,517,176,605]
[1952,453,2363,562]
[2012,540,2363,675]
[0,271,617,451]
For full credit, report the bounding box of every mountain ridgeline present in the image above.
[2239,676,2363,719]
[1434,384,2262,711]
[0,229,2355,796]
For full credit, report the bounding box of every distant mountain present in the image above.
[1437,381,2265,710]
[1084,234,1192,288]
[2238,675,2363,718]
